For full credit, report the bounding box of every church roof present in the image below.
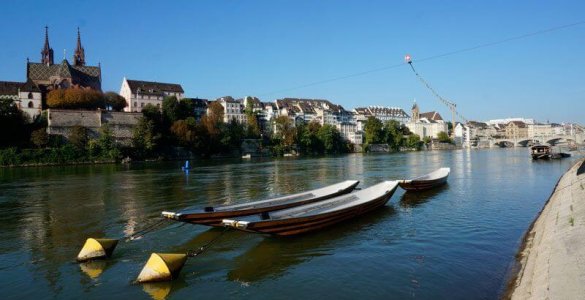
[420,111,443,121]
[0,80,41,95]
[0,81,23,96]
[126,79,184,96]
[27,60,101,89]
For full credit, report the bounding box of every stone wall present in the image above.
[47,109,142,145]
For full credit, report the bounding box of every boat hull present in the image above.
[237,185,398,236]
[398,176,448,191]
[170,181,360,227]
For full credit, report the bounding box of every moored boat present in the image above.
[222,181,399,236]
[162,180,360,226]
[398,167,450,191]
[531,145,551,159]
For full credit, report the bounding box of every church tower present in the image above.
[411,100,420,123]
[41,26,54,65]
[73,27,85,66]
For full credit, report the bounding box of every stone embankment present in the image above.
[508,159,585,299]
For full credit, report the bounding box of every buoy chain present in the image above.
[186,228,230,258]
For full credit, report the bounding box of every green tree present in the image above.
[162,96,180,125]
[132,117,158,158]
[273,115,296,153]
[364,117,384,145]
[244,99,260,138]
[405,134,423,150]
[104,92,127,111]
[222,119,245,151]
[68,125,89,151]
[90,125,120,160]
[384,120,404,151]
[297,121,323,154]
[0,99,27,147]
[437,131,452,143]
[317,124,345,154]
[30,128,48,148]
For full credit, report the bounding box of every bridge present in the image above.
[491,133,585,148]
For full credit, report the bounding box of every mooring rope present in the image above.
[124,218,169,241]
[186,227,230,257]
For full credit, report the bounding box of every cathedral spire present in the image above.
[73,27,86,66]
[41,26,54,65]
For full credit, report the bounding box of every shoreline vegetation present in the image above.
[1,93,445,168]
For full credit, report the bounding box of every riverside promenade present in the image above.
[509,158,585,299]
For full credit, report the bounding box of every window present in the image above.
[28,101,33,108]
[134,102,137,107]
[141,102,144,108]
[28,92,33,99]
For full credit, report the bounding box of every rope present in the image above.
[124,218,169,241]
[186,227,230,257]
[407,61,469,123]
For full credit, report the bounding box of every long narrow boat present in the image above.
[222,181,399,236]
[398,167,450,191]
[162,180,360,226]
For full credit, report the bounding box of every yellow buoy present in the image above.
[136,253,188,283]
[76,238,119,262]
[79,260,108,279]
[142,282,173,300]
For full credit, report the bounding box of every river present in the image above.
[0,148,579,299]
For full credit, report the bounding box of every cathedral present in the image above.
[0,27,102,119]
[27,26,102,95]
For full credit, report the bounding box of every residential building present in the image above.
[0,80,43,120]
[120,78,184,112]
[217,96,246,124]
[505,121,528,139]
[527,124,554,140]
[337,122,363,145]
[353,106,410,124]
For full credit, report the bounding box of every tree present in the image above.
[90,124,120,160]
[133,117,158,157]
[405,134,423,150]
[47,88,105,110]
[273,116,296,152]
[297,121,323,154]
[177,99,195,120]
[384,120,404,151]
[221,119,245,151]
[162,96,180,125]
[0,99,27,147]
[244,99,260,138]
[30,128,48,148]
[104,92,127,111]
[364,117,384,145]
[437,131,452,143]
[170,118,196,147]
[317,124,345,154]
[68,125,89,151]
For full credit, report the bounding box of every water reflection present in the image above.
[399,184,449,208]
[0,151,581,299]
[227,206,397,283]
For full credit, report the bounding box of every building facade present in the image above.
[120,78,184,112]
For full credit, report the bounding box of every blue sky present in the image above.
[1,0,584,123]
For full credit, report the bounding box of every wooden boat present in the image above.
[531,145,571,160]
[222,181,399,236]
[398,167,450,191]
[162,180,360,226]
[531,145,551,159]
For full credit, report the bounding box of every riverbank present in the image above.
[507,158,585,299]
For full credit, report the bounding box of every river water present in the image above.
[0,149,580,299]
